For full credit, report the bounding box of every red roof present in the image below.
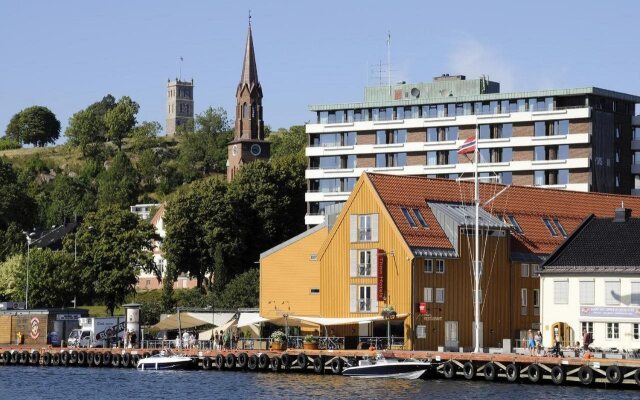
[367,173,640,255]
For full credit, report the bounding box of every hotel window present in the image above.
[558,145,569,160]
[579,281,595,305]
[436,259,445,274]
[501,123,513,138]
[534,121,546,136]
[358,215,372,241]
[376,129,407,145]
[499,172,512,184]
[543,218,558,237]
[521,288,527,315]
[424,287,433,303]
[605,281,621,305]
[631,282,640,305]
[507,215,523,234]
[424,259,433,273]
[553,120,569,135]
[358,250,373,277]
[427,128,438,142]
[435,288,445,303]
[534,146,546,161]
[553,218,568,237]
[531,264,541,277]
[358,286,372,312]
[310,288,320,294]
[520,263,530,278]
[448,150,458,165]
[554,280,569,304]
[635,324,640,340]
[446,127,459,141]
[427,151,437,166]
[607,322,619,339]
[376,153,406,168]
[413,209,429,228]
[534,170,546,186]
[479,124,490,140]
[401,207,417,228]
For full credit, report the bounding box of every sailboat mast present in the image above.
[474,124,481,353]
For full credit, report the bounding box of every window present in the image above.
[554,280,569,304]
[531,264,541,277]
[520,263,530,277]
[401,208,417,227]
[310,288,320,294]
[358,250,372,277]
[631,282,640,305]
[358,215,372,241]
[635,324,640,340]
[533,289,540,307]
[553,218,567,238]
[534,121,546,136]
[543,218,558,237]
[508,215,523,234]
[605,281,621,305]
[607,322,619,339]
[436,260,445,274]
[358,286,372,311]
[424,287,433,302]
[579,281,595,305]
[554,120,569,135]
[521,288,527,315]
[412,209,429,228]
[424,259,433,273]
[435,288,445,303]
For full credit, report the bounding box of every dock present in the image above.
[1,346,639,387]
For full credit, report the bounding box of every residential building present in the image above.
[130,203,160,221]
[305,75,640,225]
[541,207,640,350]
[227,21,270,182]
[166,78,194,136]
[261,173,640,350]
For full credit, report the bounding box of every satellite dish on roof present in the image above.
[410,88,420,98]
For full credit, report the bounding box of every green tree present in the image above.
[136,148,160,192]
[0,223,26,263]
[65,94,116,158]
[23,248,78,308]
[104,96,139,150]
[129,121,162,152]
[268,125,306,161]
[0,158,36,230]
[0,254,24,301]
[74,206,156,315]
[161,262,176,312]
[5,106,60,147]
[218,269,259,308]
[97,152,139,209]
[0,137,21,151]
[45,175,94,226]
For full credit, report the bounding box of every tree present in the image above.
[136,148,160,192]
[0,158,36,230]
[0,223,26,263]
[218,268,259,308]
[45,175,94,227]
[104,96,139,150]
[74,206,156,315]
[5,106,60,147]
[268,125,306,161]
[97,152,139,209]
[22,248,78,308]
[129,121,162,152]
[65,94,116,158]
[0,254,24,301]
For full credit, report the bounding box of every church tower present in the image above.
[227,20,270,182]
[166,78,194,136]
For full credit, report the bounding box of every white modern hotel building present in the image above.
[305,75,640,225]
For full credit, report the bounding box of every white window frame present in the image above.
[581,321,594,338]
[634,323,640,340]
[358,285,372,312]
[520,263,529,278]
[358,215,372,241]
[530,264,541,277]
[605,280,621,305]
[554,280,569,305]
[424,259,433,273]
[358,250,372,277]
[435,288,445,304]
[631,281,640,306]
[579,280,595,305]
[436,259,445,274]
[424,287,433,303]
[607,322,619,340]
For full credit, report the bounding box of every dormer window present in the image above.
[401,207,417,227]
[543,218,558,237]
[553,218,567,238]
[507,215,523,234]
[413,208,429,228]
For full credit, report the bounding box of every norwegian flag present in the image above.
[457,136,476,155]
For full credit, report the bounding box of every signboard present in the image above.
[56,314,82,321]
[377,250,386,301]
[419,303,427,314]
[30,317,40,339]
[580,306,640,319]
[416,325,427,339]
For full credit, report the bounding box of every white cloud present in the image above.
[447,39,516,91]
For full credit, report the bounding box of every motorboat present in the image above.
[136,350,194,371]
[342,354,430,379]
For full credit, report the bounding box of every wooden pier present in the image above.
[1,345,639,388]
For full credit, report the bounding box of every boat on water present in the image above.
[136,350,194,371]
[342,355,430,379]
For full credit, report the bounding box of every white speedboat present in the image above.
[342,355,430,379]
[137,350,194,371]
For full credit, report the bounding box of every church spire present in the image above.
[238,21,259,95]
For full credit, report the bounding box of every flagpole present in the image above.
[473,124,481,353]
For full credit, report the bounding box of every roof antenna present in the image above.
[248,9,251,26]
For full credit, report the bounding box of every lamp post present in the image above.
[25,237,30,310]
[382,306,397,350]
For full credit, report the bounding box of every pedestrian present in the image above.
[534,331,542,355]
[232,331,238,349]
[527,330,535,356]
[182,330,189,349]
[582,329,592,351]
[214,330,219,350]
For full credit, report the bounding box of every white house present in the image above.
[540,207,640,350]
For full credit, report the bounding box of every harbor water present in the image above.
[1,366,637,400]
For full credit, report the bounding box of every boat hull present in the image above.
[137,356,194,371]
[342,362,429,379]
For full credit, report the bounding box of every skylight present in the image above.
[507,215,523,234]
[401,207,417,227]
[553,218,567,238]
[412,208,429,228]
[543,218,558,237]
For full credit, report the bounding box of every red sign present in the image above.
[30,317,40,339]
[419,303,427,314]
[377,250,386,301]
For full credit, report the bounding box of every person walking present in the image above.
[534,331,542,355]
[582,329,592,351]
[527,330,535,356]
[214,331,220,350]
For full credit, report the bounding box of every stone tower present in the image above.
[227,22,270,182]
[166,78,194,136]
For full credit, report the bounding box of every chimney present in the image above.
[613,204,632,222]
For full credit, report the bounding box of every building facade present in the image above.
[227,23,270,182]
[305,75,640,225]
[541,209,640,350]
[261,173,640,350]
[166,78,194,136]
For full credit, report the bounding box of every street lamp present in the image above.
[381,306,397,350]
[23,231,36,310]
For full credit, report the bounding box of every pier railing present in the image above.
[358,336,404,350]
[286,336,345,350]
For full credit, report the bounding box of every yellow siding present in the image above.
[319,176,414,347]
[260,227,327,319]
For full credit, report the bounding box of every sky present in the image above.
[1,0,640,140]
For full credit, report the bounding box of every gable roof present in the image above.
[366,173,640,257]
[542,214,640,274]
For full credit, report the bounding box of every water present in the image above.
[0,366,637,400]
